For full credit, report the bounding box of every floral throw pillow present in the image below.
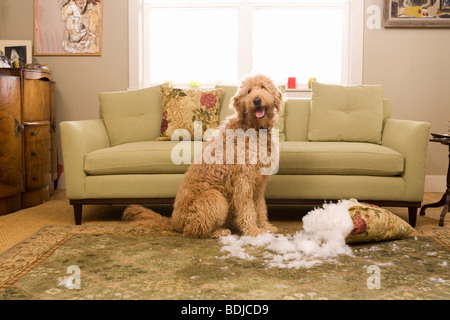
[158,86,223,141]
[345,199,414,243]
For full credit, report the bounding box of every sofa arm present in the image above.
[60,119,110,199]
[382,119,431,202]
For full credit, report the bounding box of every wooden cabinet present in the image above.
[0,69,57,215]
[0,69,23,214]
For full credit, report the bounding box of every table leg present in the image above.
[438,193,449,227]
[420,193,447,216]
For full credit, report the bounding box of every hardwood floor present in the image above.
[423,192,444,204]
[50,189,67,201]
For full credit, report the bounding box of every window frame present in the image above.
[128,0,363,94]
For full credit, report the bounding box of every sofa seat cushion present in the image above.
[84,141,404,177]
[278,142,404,176]
[84,141,203,175]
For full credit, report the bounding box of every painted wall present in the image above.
[0,0,448,190]
[0,0,129,176]
[364,0,450,183]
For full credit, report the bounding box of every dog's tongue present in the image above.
[255,107,266,119]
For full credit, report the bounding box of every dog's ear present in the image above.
[274,88,284,114]
[230,90,245,115]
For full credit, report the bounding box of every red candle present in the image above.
[288,77,296,89]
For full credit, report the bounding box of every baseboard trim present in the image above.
[425,175,446,192]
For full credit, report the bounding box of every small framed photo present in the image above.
[0,40,33,67]
[384,0,450,28]
[34,0,103,56]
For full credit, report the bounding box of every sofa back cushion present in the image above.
[99,85,163,146]
[284,98,311,141]
[307,82,384,144]
[98,84,392,145]
[284,97,391,142]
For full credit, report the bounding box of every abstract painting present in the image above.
[34,0,103,55]
[384,0,450,27]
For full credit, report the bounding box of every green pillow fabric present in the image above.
[308,82,384,144]
[99,85,163,146]
[216,84,286,141]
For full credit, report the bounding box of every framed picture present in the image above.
[384,0,450,28]
[34,0,103,56]
[0,40,33,67]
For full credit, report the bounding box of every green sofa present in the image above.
[60,83,430,226]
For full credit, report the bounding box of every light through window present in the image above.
[253,7,345,84]
[134,0,361,88]
[146,8,238,84]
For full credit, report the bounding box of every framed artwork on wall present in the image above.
[34,0,103,56]
[0,40,33,67]
[384,0,450,28]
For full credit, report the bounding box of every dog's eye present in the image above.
[261,86,266,90]
[247,89,252,94]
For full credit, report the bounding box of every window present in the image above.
[146,6,239,85]
[129,0,363,90]
[252,6,346,84]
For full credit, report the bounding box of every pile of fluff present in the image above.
[220,200,355,269]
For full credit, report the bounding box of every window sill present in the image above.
[133,82,313,98]
[285,86,311,93]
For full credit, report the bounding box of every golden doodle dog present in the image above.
[123,74,284,238]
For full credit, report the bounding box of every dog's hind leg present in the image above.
[181,189,230,238]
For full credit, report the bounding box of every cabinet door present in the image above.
[22,78,51,122]
[0,75,23,198]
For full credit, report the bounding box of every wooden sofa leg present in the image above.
[73,204,82,225]
[408,207,417,228]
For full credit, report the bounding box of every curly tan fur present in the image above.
[123,74,284,238]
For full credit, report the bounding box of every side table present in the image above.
[419,133,450,226]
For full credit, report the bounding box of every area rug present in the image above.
[0,225,448,300]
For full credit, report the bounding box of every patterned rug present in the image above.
[0,225,448,300]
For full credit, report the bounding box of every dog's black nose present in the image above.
[253,97,262,106]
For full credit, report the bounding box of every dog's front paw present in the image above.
[262,224,279,234]
[211,228,232,238]
[242,227,267,237]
